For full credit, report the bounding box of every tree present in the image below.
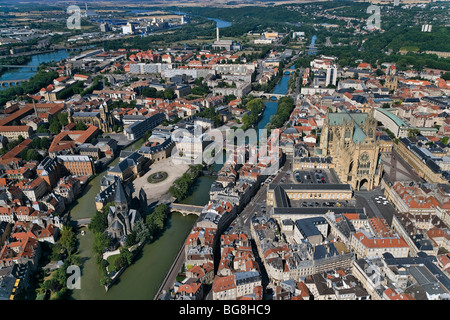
[100,275,111,286]
[443,72,450,81]
[163,88,175,100]
[125,231,137,247]
[50,243,63,261]
[146,203,168,237]
[141,129,152,143]
[20,148,40,161]
[93,232,110,257]
[75,122,88,131]
[26,149,40,161]
[49,122,62,135]
[89,204,110,234]
[142,87,158,98]
[57,113,69,126]
[119,247,133,265]
[408,128,421,138]
[31,137,41,149]
[36,123,50,134]
[133,220,151,244]
[40,137,51,149]
[59,226,77,255]
[112,255,127,272]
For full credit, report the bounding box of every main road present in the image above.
[231,158,292,235]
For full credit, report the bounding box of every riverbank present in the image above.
[67,138,141,221]
[69,136,199,299]
[0,49,57,60]
[153,221,192,300]
[104,242,145,292]
[71,211,197,300]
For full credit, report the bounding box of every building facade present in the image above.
[320,110,382,190]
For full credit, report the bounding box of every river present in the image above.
[169,10,232,29]
[308,35,318,56]
[71,211,197,300]
[179,68,292,208]
[69,15,235,299]
[256,74,291,131]
[0,50,70,91]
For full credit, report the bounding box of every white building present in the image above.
[122,22,135,35]
[350,231,410,259]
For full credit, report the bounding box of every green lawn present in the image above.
[106,254,121,272]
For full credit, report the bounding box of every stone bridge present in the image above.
[51,45,83,51]
[0,79,28,87]
[1,65,39,69]
[70,218,91,229]
[169,203,204,216]
[250,91,289,101]
[283,69,296,75]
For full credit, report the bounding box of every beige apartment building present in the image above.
[350,232,410,259]
[0,125,32,141]
[266,183,353,206]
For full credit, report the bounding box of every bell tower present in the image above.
[114,181,128,214]
[385,65,398,91]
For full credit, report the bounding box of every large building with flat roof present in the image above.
[57,155,95,177]
[272,206,366,222]
[124,113,165,140]
[374,108,410,138]
[267,183,353,207]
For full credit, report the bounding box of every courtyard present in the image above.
[132,157,190,205]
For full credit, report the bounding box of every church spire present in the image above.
[115,180,128,204]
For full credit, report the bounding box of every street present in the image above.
[230,158,292,235]
[354,187,397,225]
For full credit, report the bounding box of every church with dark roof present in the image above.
[105,180,147,247]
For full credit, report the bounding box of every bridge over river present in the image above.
[71,218,91,228]
[0,79,28,87]
[250,91,290,101]
[69,203,203,229]
[169,203,204,216]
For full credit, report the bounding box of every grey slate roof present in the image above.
[114,181,128,204]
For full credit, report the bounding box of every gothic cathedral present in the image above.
[320,109,383,191]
